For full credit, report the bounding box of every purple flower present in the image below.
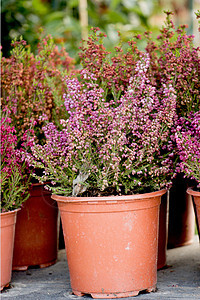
[175,111,200,186]
[27,54,177,196]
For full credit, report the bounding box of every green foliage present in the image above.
[1,113,31,212]
[1,0,49,56]
[1,35,74,144]
[1,164,31,212]
[2,0,161,60]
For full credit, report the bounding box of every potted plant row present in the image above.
[0,113,30,290]
[1,11,199,298]
[1,34,75,270]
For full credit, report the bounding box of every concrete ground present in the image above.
[1,236,200,300]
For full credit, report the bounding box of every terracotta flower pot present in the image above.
[1,209,19,290]
[187,188,200,239]
[57,193,169,268]
[12,183,59,270]
[168,175,195,249]
[52,189,166,299]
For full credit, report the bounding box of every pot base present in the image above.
[53,190,165,299]
[1,283,10,291]
[168,238,194,249]
[73,285,156,299]
[12,259,57,271]
[1,209,19,291]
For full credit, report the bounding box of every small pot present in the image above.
[1,209,19,290]
[52,189,166,298]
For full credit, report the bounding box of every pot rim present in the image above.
[187,187,200,197]
[0,208,20,216]
[30,182,50,188]
[52,189,166,203]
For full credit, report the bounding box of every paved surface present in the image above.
[1,236,200,300]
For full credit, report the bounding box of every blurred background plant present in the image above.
[1,34,75,145]
[1,0,199,62]
[145,11,200,117]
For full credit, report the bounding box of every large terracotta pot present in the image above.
[52,189,166,299]
[57,193,169,269]
[1,209,19,290]
[187,188,200,239]
[168,175,195,248]
[12,183,59,270]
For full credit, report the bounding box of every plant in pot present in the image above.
[174,111,200,239]
[0,112,31,290]
[24,43,177,297]
[1,35,75,270]
[79,26,170,269]
[145,11,200,248]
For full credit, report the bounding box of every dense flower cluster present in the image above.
[175,112,200,187]
[79,28,141,100]
[1,35,75,143]
[79,14,200,116]
[26,54,177,196]
[1,113,31,212]
[145,12,200,116]
[8,13,199,198]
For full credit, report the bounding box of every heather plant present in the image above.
[174,112,200,188]
[79,28,141,101]
[24,54,177,197]
[1,111,31,212]
[143,12,200,188]
[1,35,75,144]
[79,14,200,117]
[145,12,200,117]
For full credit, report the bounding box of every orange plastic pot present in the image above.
[1,209,19,290]
[187,188,200,239]
[52,189,166,299]
[12,183,59,270]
